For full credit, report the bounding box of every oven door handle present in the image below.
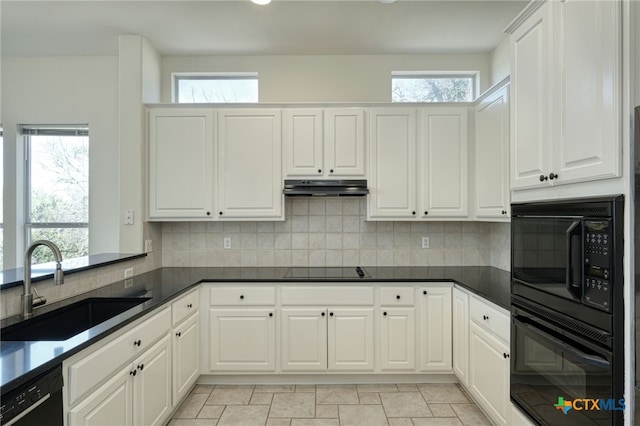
[513,317,611,370]
[566,220,582,292]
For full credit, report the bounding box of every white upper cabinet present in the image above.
[367,108,418,219]
[507,0,621,190]
[283,108,365,178]
[474,84,510,219]
[420,107,468,218]
[148,108,214,220]
[217,109,284,220]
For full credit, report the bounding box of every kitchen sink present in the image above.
[0,297,151,341]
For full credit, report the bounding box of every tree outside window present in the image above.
[24,126,89,264]
[392,74,476,103]
[174,74,259,103]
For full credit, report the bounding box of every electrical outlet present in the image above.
[223,237,231,249]
[421,237,430,249]
[144,239,153,253]
[124,268,134,279]
[124,209,134,225]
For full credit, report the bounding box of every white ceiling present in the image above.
[1,0,528,57]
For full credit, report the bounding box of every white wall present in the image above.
[161,53,492,103]
[489,36,511,87]
[1,56,119,268]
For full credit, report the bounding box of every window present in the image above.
[173,73,259,103]
[22,125,89,264]
[392,73,477,103]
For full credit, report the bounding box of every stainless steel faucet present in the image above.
[22,240,65,319]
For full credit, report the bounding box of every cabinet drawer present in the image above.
[67,307,171,406]
[209,286,276,306]
[172,288,199,326]
[469,296,510,343]
[380,287,415,306]
[281,287,374,306]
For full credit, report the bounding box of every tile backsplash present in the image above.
[162,198,509,269]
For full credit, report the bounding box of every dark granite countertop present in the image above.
[0,266,510,393]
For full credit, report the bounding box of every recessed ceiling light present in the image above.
[251,0,272,4]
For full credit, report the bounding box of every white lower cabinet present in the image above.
[379,307,415,371]
[66,307,172,426]
[209,309,276,372]
[173,312,199,403]
[452,287,470,386]
[327,308,375,371]
[419,286,452,371]
[465,294,511,426]
[281,308,328,371]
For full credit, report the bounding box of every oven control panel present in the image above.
[584,219,611,311]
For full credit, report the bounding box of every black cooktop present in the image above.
[284,267,368,279]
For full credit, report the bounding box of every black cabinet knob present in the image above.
[503,353,510,359]
[138,364,144,371]
[424,211,428,215]
[330,169,334,173]
[219,211,223,215]
[187,303,193,308]
[206,211,211,216]
[321,312,326,316]
[133,339,141,347]
[549,172,558,180]
[501,210,507,215]
[483,315,489,321]
[423,290,427,295]
[412,211,416,215]
[130,370,137,376]
[539,174,548,182]
[383,311,387,316]
[329,312,334,317]
[176,332,182,337]
[269,312,273,317]
[396,295,401,300]
[318,169,322,173]
[240,295,244,300]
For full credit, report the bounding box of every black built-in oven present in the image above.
[510,196,624,425]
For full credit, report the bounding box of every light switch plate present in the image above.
[224,237,231,249]
[421,237,430,249]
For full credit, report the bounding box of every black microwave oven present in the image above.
[511,196,624,330]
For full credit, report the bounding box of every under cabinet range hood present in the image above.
[283,179,369,197]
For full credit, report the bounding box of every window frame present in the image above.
[172,72,259,103]
[391,71,479,103]
[22,125,89,259]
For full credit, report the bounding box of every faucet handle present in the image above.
[32,287,47,308]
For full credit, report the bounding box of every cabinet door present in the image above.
[452,288,469,386]
[133,335,172,426]
[68,365,133,426]
[367,108,417,219]
[380,307,416,371]
[217,109,283,219]
[325,109,365,177]
[510,2,553,190]
[281,308,328,371]
[148,108,214,219]
[327,308,375,371]
[552,0,621,184]
[173,313,200,404]
[469,322,511,426]
[421,107,468,217]
[209,308,276,371]
[283,109,324,177]
[419,287,452,371]
[475,86,510,219]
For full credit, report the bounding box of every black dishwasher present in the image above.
[0,365,63,426]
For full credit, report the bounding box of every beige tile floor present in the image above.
[167,383,492,426]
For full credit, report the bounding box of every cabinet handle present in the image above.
[187,303,193,308]
[539,174,548,182]
[176,331,182,337]
[329,312,334,317]
[269,312,273,317]
[321,312,326,316]
[138,364,144,371]
[503,353,510,359]
[424,211,428,215]
[130,370,137,376]
[396,295,401,300]
[412,211,416,215]
[206,211,211,216]
[383,311,387,316]
[423,290,427,295]
[329,169,334,174]
[318,169,322,173]
[240,295,244,300]
[501,210,507,215]
[219,211,223,216]
[483,315,489,321]
[133,339,141,347]
[549,172,558,180]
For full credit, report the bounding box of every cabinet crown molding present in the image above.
[504,0,547,34]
